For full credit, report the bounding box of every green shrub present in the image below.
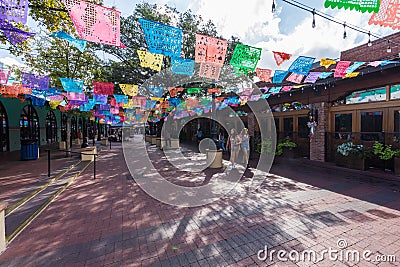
[276,137,297,156]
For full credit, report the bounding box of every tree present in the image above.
[177,11,218,60]
[100,3,221,88]
[22,36,101,88]
[28,0,103,32]
[1,0,104,58]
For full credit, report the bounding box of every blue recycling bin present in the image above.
[21,140,39,160]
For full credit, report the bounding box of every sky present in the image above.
[0,0,398,74]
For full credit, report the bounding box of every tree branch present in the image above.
[28,4,67,12]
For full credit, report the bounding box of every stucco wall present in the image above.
[0,97,87,152]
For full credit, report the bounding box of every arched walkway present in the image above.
[78,117,83,139]
[46,111,57,143]
[0,101,9,152]
[71,116,77,139]
[61,114,67,141]
[20,104,39,142]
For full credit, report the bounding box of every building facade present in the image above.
[255,32,400,164]
[0,97,108,152]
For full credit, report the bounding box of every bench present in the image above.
[151,137,158,145]
[59,141,66,150]
[0,202,7,253]
[101,139,109,146]
[206,149,223,168]
[81,147,97,161]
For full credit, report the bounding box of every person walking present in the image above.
[218,129,226,152]
[227,128,241,169]
[163,127,171,148]
[197,127,203,144]
[240,128,250,167]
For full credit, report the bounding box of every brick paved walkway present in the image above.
[0,142,100,209]
[0,146,79,206]
[0,137,399,266]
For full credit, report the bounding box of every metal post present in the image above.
[110,139,111,149]
[93,154,96,180]
[93,136,95,146]
[46,149,50,177]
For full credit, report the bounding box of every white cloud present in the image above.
[111,0,398,71]
[194,0,277,41]
[0,56,26,69]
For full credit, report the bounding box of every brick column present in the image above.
[310,102,328,162]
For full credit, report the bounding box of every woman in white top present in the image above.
[228,128,241,169]
[240,128,250,167]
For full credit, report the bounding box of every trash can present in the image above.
[206,149,223,168]
[21,140,39,160]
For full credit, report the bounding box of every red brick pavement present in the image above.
[0,147,79,206]
[0,140,399,267]
[0,143,99,209]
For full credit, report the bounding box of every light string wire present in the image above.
[281,0,400,47]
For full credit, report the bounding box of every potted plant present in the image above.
[256,138,274,155]
[276,137,297,158]
[372,142,400,175]
[336,142,369,170]
[256,138,277,169]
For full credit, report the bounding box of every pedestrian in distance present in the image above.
[197,127,203,144]
[218,129,226,152]
[163,127,171,148]
[227,128,241,169]
[240,128,250,167]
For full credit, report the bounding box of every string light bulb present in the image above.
[272,0,276,13]
[387,39,391,53]
[368,31,372,47]
[312,9,316,28]
[343,23,347,39]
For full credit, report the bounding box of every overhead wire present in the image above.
[281,0,400,47]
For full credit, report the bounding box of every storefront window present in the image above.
[346,87,386,104]
[20,105,39,141]
[46,111,57,143]
[283,118,293,138]
[298,116,309,138]
[395,110,400,143]
[361,111,383,141]
[71,116,77,139]
[390,84,400,100]
[335,113,352,140]
[274,118,279,132]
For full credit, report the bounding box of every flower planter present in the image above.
[335,153,367,171]
[395,157,400,176]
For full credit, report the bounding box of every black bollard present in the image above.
[46,149,51,177]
